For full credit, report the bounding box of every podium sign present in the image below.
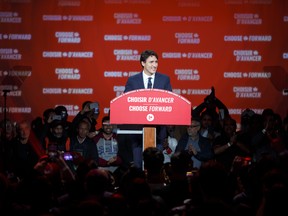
[110,89,191,125]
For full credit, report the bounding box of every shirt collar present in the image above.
[142,71,155,80]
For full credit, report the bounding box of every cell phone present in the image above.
[90,102,99,114]
[90,102,99,109]
[63,152,73,161]
[60,110,67,119]
[219,109,225,120]
[52,115,62,121]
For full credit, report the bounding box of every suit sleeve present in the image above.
[124,77,133,93]
[165,76,172,91]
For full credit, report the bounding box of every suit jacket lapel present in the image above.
[136,72,145,89]
[153,73,160,89]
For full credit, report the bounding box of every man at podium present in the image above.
[123,49,173,169]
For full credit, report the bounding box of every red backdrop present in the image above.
[0,0,287,128]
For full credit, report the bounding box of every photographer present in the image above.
[192,86,229,133]
[72,101,100,138]
[55,105,73,138]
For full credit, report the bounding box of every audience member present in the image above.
[117,166,167,216]
[8,120,41,180]
[250,108,284,162]
[31,107,55,141]
[55,105,74,137]
[160,150,193,210]
[192,86,229,132]
[198,110,221,142]
[70,119,99,171]
[162,125,178,164]
[213,116,252,171]
[175,117,214,170]
[93,116,125,184]
[0,118,16,173]
[185,160,241,216]
[72,100,100,138]
[43,119,71,153]
[143,147,167,196]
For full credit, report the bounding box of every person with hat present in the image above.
[43,119,71,154]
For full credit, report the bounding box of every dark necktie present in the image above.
[147,77,152,89]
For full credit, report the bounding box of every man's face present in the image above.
[52,125,64,138]
[102,121,113,135]
[223,119,236,135]
[142,55,158,76]
[19,122,31,140]
[187,120,200,136]
[201,114,213,129]
[77,122,89,138]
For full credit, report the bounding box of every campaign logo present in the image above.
[55,32,81,43]
[55,68,80,80]
[183,88,211,95]
[233,86,261,98]
[224,71,271,79]
[0,11,22,23]
[113,49,140,61]
[162,52,213,59]
[42,88,93,94]
[104,34,151,41]
[234,50,262,62]
[224,35,272,42]
[175,32,200,44]
[0,33,31,40]
[175,69,200,80]
[114,13,141,24]
[0,48,21,60]
[163,15,213,22]
[234,13,262,25]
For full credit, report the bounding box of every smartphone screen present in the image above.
[63,152,73,161]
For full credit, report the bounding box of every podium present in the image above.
[110,89,191,150]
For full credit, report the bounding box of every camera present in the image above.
[60,110,67,119]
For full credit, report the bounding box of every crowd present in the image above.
[0,92,288,216]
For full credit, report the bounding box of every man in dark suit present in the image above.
[123,49,173,169]
[124,52,172,91]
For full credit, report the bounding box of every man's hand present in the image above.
[188,144,197,155]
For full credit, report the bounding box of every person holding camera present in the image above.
[72,101,100,139]
[192,86,229,133]
[55,105,74,138]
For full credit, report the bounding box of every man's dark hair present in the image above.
[143,147,164,174]
[101,115,110,123]
[140,50,158,67]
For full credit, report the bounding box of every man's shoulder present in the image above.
[128,72,142,79]
[199,135,212,145]
[155,72,170,79]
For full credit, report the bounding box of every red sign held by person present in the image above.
[110,89,191,125]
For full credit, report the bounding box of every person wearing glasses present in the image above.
[175,117,214,170]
